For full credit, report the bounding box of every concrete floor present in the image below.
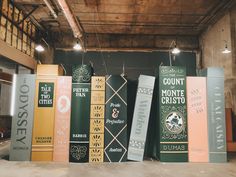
[0,140,10,158]
[0,154,236,177]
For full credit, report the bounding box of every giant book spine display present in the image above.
[127,75,155,161]
[89,76,105,162]
[31,65,62,161]
[158,66,188,162]
[9,74,36,161]
[70,65,92,163]
[187,77,209,162]
[104,75,127,162]
[53,76,72,162]
[200,67,227,162]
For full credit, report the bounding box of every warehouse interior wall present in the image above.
[200,8,236,114]
[54,51,197,80]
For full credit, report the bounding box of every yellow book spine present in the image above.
[31,76,57,161]
[89,76,105,162]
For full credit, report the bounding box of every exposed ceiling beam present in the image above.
[43,0,58,19]
[56,0,84,39]
[17,5,39,24]
[14,0,44,5]
[56,47,198,53]
[54,33,199,52]
[197,0,236,29]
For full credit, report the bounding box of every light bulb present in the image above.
[172,46,180,54]
[35,45,45,52]
[222,45,231,54]
[73,42,82,51]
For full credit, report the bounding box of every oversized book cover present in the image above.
[200,67,227,162]
[187,77,209,162]
[9,74,36,161]
[69,65,92,163]
[89,76,105,162]
[104,75,127,162]
[158,66,188,162]
[53,76,72,162]
[31,76,57,161]
[127,75,155,161]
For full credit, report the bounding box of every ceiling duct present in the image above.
[56,0,83,39]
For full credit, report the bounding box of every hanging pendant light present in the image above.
[73,40,82,51]
[222,43,231,54]
[172,45,181,54]
[35,44,45,52]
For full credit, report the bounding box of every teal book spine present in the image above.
[158,66,188,162]
[104,75,127,162]
[200,67,227,162]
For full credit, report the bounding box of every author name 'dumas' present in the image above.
[162,144,186,151]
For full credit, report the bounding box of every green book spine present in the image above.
[104,75,127,162]
[69,65,92,163]
[159,66,188,162]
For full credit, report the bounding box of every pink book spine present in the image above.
[187,77,209,162]
[53,76,72,162]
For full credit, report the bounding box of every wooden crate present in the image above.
[1,16,7,26]
[27,22,32,36]
[17,37,22,51]
[14,7,19,22]
[31,42,35,57]
[12,34,17,48]
[31,49,35,58]
[23,33,27,43]
[22,41,27,52]
[6,30,11,45]
[32,25,36,38]
[2,0,8,16]
[13,26,17,35]
[0,26,6,40]
[8,4,13,20]
[19,12,23,29]
[26,48,31,56]
[26,39,31,56]
[23,20,28,33]
[0,17,7,40]
[7,20,11,30]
